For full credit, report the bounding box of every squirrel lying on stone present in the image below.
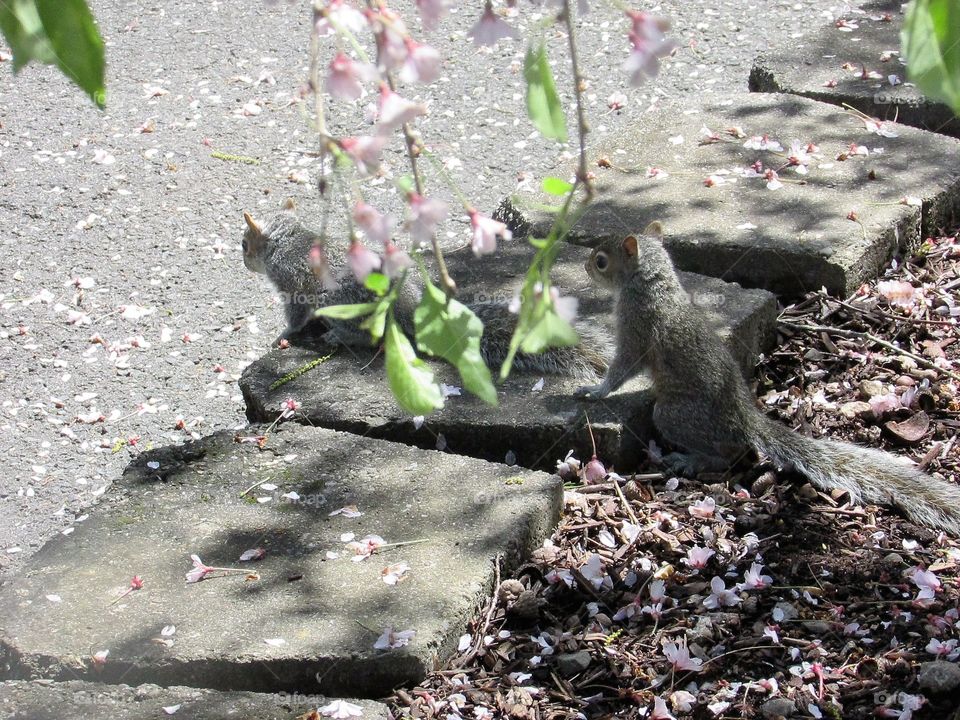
[577,222,960,536]
[241,201,609,380]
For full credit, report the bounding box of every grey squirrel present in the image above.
[577,222,960,536]
[241,202,609,379]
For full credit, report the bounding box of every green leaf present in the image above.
[520,305,579,355]
[314,302,379,320]
[523,43,567,141]
[542,177,574,196]
[902,0,960,115]
[364,272,390,296]
[0,0,106,107]
[385,316,443,416]
[360,300,389,342]
[414,279,497,406]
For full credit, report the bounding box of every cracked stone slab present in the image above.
[0,426,559,699]
[0,679,389,720]
[239,241,776,471]
[496,93,960,296]
[749,0,960,138]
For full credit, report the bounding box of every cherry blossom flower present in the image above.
[185,554,214,583]
[607,91,627,110]
[339,135,387,176]
[683,546,715,569]
[547,286,578,324]
[308,244,338,290]
[646,166,669,179]
[382,242,414,279]
[642,601,663,620]
[414,0,447,31]
[661,636,702,672]
[556,450,581,481]
[877,693,924,720]
[703,174,731,187]
[670,691,696,713]
[582,456,606,484]
[860,115,899,137]
[909,567,941,601]
[381,562,410,585]
[400,39,441,84]
[468,209,511,256]
[347,239,382,282]
[580,553,606,589]
[318,700,365,719]
[613,596,642,622]
[786,139,813,175]
[406,193,448,247]
[374,626,416,649]
[926,637,960,660]
[651,696,676,720]
[315,0,366,36]
[353,202,395,245]
[280,398,300,419]
[877,280,916,308]
[91,649,110,667]
[649,579,666,603]
[346,534,387,561]
[370,7,408,71]
[622,11,676,86]
[703,576,741,609]
[739,562,773,590]
[764,169,782,190]
[376,86,427,134]
[469,1,518,46]
[699,126,721,144]
[743,134,783,151]
[326,53,377,101]
[688,496,715,518]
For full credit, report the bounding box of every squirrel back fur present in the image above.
[578,223,960,536]
[242,204,608,380]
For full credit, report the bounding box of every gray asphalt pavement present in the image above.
[0,0,838,574]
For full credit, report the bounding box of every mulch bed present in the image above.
[390,229,960,720]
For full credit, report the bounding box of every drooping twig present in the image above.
[559,0,592,200]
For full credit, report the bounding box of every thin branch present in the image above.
[559,0,592,200]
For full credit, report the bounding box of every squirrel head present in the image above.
[585,221,664,288]
[241,200,299,274]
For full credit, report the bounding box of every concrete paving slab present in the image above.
[0,679,389,720]
[497,93,960,297]
[749,0,960,138]
[0,426,559,698]
[239,241,776,471]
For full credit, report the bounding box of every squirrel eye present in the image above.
[594,251,609,271]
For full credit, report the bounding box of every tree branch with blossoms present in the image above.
[300,0,675,413]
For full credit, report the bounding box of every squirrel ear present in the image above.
[622,235,639,257]
[243,212,262,235]
[281,198,296,212]
[642,221,664,239]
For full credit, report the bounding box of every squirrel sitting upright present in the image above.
[241,202,609,380]
[577,222,960,536]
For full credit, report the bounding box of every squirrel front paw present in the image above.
[575,384,608,399]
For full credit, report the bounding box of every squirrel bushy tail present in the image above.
[755,418,960,535]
